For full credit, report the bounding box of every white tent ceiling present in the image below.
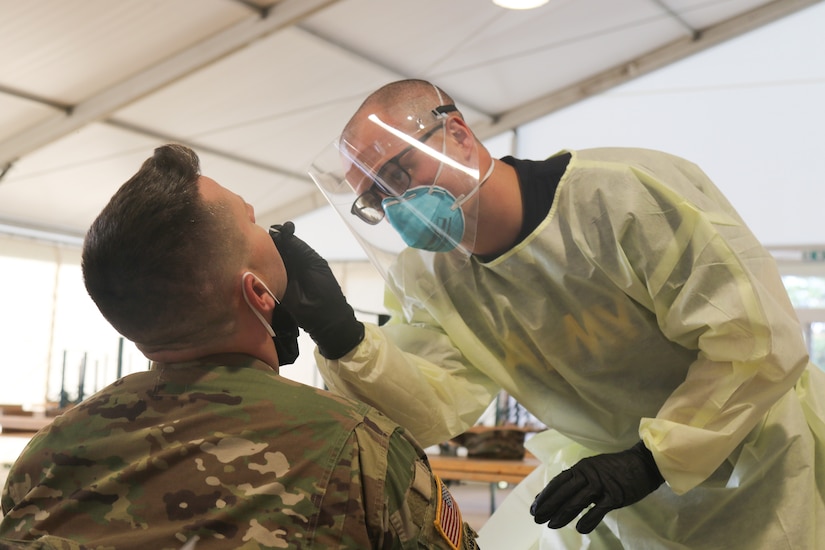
[0,0,820,246]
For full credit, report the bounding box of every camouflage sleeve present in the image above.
[356,412,479,549]
[0,535,86,549]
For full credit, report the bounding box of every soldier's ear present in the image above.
[242,271,275,313]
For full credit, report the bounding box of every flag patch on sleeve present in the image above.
[434,475,463,550]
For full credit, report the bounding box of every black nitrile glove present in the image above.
[269,221,365,360]
[530,441,664,534]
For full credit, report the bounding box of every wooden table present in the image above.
[0,414,52,433]
[427,454,540,484]
[427,454,541,513]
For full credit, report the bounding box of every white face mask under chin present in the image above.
[242,271,279,337]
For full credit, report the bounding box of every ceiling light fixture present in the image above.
[493,0,549,9]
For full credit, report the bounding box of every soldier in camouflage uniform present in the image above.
[0,144,479,550]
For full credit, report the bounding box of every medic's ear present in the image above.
[445,116,476,158]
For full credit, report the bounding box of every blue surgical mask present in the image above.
[382,186,465,252]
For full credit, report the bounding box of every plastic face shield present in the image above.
[308,107,482,295]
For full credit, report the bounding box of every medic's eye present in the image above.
[374,159,411,196]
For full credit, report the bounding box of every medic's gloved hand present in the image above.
[270,305,299,365]
[530,440,664,534]
[269,221,365,360]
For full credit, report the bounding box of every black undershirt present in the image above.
[479,153,571,261]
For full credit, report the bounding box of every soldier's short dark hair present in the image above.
[82,144,241,349]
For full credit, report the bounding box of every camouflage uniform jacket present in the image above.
[0,354,478,549]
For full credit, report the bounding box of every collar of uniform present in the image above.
[150,353,275,373]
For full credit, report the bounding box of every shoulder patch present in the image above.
[434,476,463,550]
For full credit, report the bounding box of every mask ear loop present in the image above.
[427,85,451,195]
[433,84,444,108]
[242,271,279,338]
[427,130,447,195]
[453,158,495,210]
[429,85,491,210]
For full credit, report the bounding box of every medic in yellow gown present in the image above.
[274,79,825,549]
